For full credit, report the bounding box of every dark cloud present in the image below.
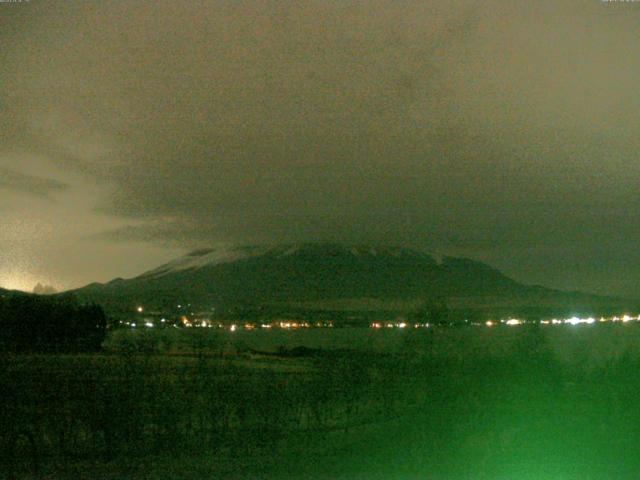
[0,168,68,198]
[1,0,640,296]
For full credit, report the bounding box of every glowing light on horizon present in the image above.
[0,270,61,294]
[565,317,595,325]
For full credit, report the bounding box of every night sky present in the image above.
[1,1,639,296]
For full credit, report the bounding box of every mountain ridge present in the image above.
[70,243,635,317]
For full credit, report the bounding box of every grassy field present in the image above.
[4,323,640,479]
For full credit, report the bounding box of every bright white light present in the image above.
[398,322,407,328]
[131,322,136,328]
[145,322,154,328]
[506,319,522,326]
[623,315,632,322]
[485,321,494,327]
[230,324,237,332]
[565,317,595,325]
[136,306,143,313]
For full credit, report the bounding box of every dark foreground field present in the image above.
[4,325,640,479]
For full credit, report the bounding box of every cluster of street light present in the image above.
[125,305,639,331]
[484,314,640,327]
[367,315,640,330]
[124,314,334,331]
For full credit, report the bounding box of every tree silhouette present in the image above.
[408,297,451,325]
[0,293,107,352]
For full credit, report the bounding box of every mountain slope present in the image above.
[73,243,633,316]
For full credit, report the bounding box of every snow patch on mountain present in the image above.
[138,246,270,278]
[137,243,439,280]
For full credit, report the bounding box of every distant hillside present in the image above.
[72,243,636,318]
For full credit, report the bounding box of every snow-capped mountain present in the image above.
[73,243,629,316]
[137,246,273,279]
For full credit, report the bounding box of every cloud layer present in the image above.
[0,168,68,197]
[1,0,639,295]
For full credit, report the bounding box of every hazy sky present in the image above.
[1,0,639,296]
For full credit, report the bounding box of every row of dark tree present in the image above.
[0,292,106,352]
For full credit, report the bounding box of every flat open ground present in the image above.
[4,323,640,479]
